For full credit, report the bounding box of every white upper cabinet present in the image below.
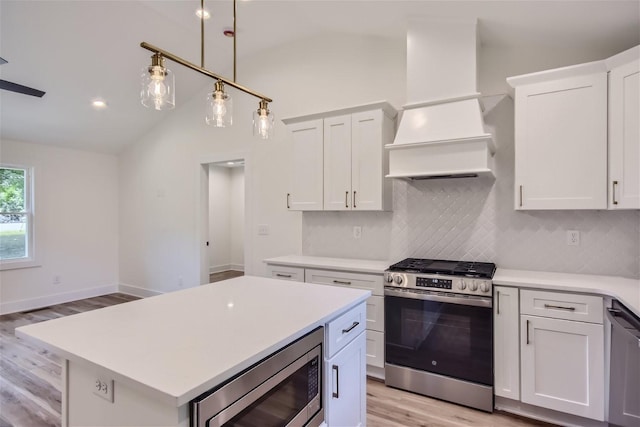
[287,119,324,211]
[607,47,640,209]
[283,102,396,212]
[508,45,639,210]
[351,110,394,211]
[324,115,353,210]
[509,62,608,210]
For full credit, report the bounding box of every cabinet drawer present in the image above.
[366,296,384,332]
[326,302,366,358]
[266,265,305,282]
[305,268,383,295]
[521,289,603,324]
[366,330,384,369]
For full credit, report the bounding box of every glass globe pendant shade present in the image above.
[140,54,175,110]
[206,81,233,127]
[253,100,274,139]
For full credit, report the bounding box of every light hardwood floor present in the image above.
[209,270,244,283]
[0,293,553,427]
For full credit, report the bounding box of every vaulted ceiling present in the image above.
[1,0,638,154]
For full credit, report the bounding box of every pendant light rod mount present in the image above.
[140,42,273,103]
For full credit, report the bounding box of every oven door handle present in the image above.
[384,288,492,308]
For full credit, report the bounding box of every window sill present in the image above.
[0,258,41,271]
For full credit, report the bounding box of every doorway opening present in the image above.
[207,160,245,283]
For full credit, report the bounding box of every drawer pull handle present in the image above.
[276,273,292,278]
[353,191,357,208]
[332,365,339,398]
[544,304,576,311]
[519,185,523,207]
[333,280,352,285]
[286,193,290,209]
[613,181,619,205]
[342,321,359,334]
[526,319,530,345]
[345,191,349,208]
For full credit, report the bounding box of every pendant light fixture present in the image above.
[139,0,273,138]
[206,80,232,127]
[140,53,175,110]
[253,99,274,139]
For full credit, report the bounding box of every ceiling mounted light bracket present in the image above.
[139,0,274,137]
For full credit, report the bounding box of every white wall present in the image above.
[302,44,640,279]
[229,167,244,270]
[208,165,231,272]
[207,165,244,273]
[119,33,404,292]
[0,139,119,314]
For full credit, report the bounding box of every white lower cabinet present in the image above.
[325,333,366,427]
[520,314,605,421]
[494,286,520,400]
[325,315,367,427]
[366,330,384,369]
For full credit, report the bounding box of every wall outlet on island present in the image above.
[567,230,580,246]
[93,377,114,403]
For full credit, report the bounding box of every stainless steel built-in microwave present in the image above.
[191,327,324,427]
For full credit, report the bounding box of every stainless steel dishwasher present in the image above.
[607,300,640,427]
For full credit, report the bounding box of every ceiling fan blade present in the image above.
[0,79,46,98]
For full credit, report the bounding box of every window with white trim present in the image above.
[0,165,35,269]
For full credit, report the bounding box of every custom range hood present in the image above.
[386,20,495,180]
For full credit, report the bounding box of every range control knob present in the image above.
[458,279,467,290]
[469,280,479,291]
[480,281,490,293]
[394,275,404,285]
[385,274,393,283]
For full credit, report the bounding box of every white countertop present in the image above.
[264,255,390,274]
[16,276,370,407]
[494,268,640,317]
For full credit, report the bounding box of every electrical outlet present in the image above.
[353,226,362,239]
[567,230,580,246]
[257,224,269,236]
[52,275,61,285]
[93,377,114,402]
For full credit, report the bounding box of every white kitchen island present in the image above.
[16,276,370,427]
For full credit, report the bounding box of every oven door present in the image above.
[385,289,493,386]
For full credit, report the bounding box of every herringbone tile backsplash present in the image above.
[302,97,640,279]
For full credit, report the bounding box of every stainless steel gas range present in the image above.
[384,258,496,412]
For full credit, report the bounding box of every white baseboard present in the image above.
[118,283,164,299]
[209,264,231,274]
[0,284,118,315]
[229,264,244,272]
[209,264,244,273]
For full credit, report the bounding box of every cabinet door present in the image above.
[494,286,520,400]
[609,58,640,209]
[514,73,607,210]
[520,315,604,421]
[351,110,384,211]
[325,332,366,427]
[366,330,384,369]
[323,115,352,211]
[288,119,324,211]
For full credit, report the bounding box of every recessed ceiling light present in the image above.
[196,8,210,20]
[92,99,107,109]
